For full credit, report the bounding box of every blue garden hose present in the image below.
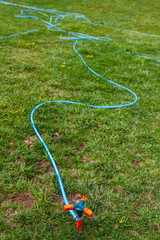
[0,1,159,222]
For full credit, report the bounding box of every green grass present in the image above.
[0,0,160,239]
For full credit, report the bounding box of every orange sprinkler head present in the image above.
[64,204,74,211]
[84,207,93,217]
[81,196,87,202]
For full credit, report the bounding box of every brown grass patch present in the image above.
[52,132,60,142]
[37,160,61,176]
[24,135,38,150]
[134,159,141,166]
[11,191,35,209]
[37,160,50,170]
[64,154,71,159]
[79,142,85,152]
[57,193,82,204]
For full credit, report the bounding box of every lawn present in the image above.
[0,0,160,239]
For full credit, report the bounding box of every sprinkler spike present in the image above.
[77,219,82,230]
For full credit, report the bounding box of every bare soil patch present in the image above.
[11,191,35,209]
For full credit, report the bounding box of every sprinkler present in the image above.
[64,196,93,230]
